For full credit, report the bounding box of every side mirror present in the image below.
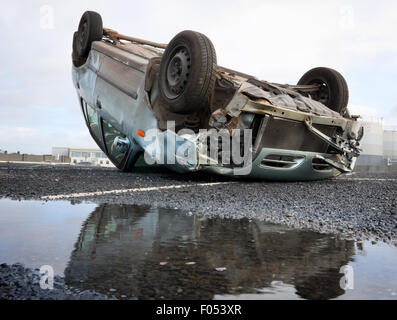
[112,136,130,153]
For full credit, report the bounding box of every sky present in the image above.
[0,0,396,154]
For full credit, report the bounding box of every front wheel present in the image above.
[297,67,349,115]
[159,30,217,114]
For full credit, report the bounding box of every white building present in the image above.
[356,118,385,166]
[52,147,115,167]
[353,118,397,167]
[383,127,397,165]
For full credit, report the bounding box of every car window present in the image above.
[85,104,102,143]
[102,120,128,165]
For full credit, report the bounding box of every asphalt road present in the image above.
[0,163,396,245]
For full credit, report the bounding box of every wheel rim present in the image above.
[312,81,330,106]
[164,46,191,99]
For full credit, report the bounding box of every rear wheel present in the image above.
[74,11,103,62]
[159,30,217,114]
[297,67,349,115]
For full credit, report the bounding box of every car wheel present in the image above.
[159,30,217,114]
[72,32,86,67]
[75,11,103,59]
[297,67,349,115]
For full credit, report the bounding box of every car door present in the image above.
[93,43,146,137]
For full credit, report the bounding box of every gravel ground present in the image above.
[0,163,396,245]
[0,263,114,300]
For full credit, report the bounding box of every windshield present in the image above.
[85,103,102,144]
[102,119,128,166]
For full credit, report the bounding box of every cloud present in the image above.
[0,126,97,154]
[348,104,397,126]
[391,105,397,116]
[349,105,381,118]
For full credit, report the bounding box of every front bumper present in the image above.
[142,127,359,181]
[205,148,346,181]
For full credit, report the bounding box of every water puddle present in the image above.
[0,199,396,300]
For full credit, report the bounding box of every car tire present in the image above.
[75,11,103,59]
[297,67,349,115]
[72,32,86,67]
[159,30,217,114]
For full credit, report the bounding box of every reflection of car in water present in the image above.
[72,11,363,181]
[64,204,356,300]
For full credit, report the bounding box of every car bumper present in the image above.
[141,129,355,181]
[204,148,344,181]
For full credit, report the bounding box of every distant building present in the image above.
[383,128,397,165]
[356,119,397,167]
[52,147,114,167]
[356,119,384,166]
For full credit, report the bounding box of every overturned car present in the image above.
[72,11,363,181]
